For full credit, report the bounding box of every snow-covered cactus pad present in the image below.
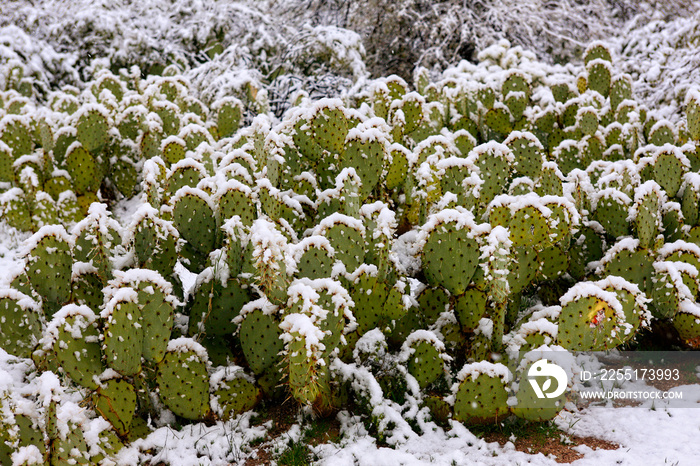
[101,287,143,376]
[686,89,700,141]
[557,282,628,351]
[46,304,105,389]
[236,299,284,376]
[23,225,73,316]
[418,209,488,296]
[451,362,511,425]
[92,376,137,437]
[156,338,211,420]
[400,330,449,389]
[210,366,261,420]
[0,289,42,358]
[171,186,218,255]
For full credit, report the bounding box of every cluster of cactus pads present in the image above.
[3,39,700,462]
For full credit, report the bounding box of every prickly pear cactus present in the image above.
[452,362,511,425]
[0,289,42,358]
[101,287,143,376]
[172,187,218,255]
[23,225,73,316]
[557,282,627,351]
[210,366,261,420]
[401,331,448,389]
[236,299,284,376]
[47,304,105,389]
[418,209,486,296]
[156,338,211,420]
[93,377,137,436]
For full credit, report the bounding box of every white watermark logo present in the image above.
[528,359,567,399]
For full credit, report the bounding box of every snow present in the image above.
[560,282,625,321]
[455,361,512,384]
[165,337,209,363]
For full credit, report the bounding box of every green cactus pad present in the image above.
[672,301,700,348]
[681,174,700,226]
[24,225,73,314]
[211,367,262,420]
[49,419,90,465]
[0,115,33,158]
[651,263,693,319]
[466,142,513,205]
[507,246,538,294]
[686,90,700,140]
[510,356,567,422]
[65,142,100,194]
[385,144,410,189]
[172,187,218,254]
[238,300,284,375]
[592,188,631,239]
[342,132,387,199]
[557,282,626,351]
[537,245,569,281]
[49,304,105,389]
[165,159,206,197]
[0,289,42,358]
[577,107,598,136]
[390,285,448,344]
[454,288,487,332]
[484,105,512,135]
[348,267,406,334]
[403,331,446,389]
[0,413,47,465]
[293,236,335,280]
[504,131,545,179]
[140,128,164,160]
[0,188,33,231]
[600,239,655,294]
[75,107,110,153]
[215,98,243,139]
[161,136,186,165]
[282,320,333,409]
[0,142,14,183]
[653,145,688,197]
[154,101,181,136]
[584,42,612,64]
[586,59,612,97]
[314,213,365,273]
[610,75,632,111]
[452,362,511,425]
[188,273,251,337]
[117,105,146,141]
[156,338,211,420]
[112,269,176,364]
[71,263,104,310]
[102,288,143,376]
[93,377,137,436]
[310,102,350,154]
[419,209,484,296]
[129,204,180,277]
[391,92,425,134]
[631,181,663,249]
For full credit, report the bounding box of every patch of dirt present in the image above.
[481,428,619,463]
[244,400,301,466]
[243,400,342,465]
